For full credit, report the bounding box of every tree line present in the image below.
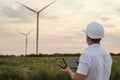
[0,52,120,57]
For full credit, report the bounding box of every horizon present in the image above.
[0,52,119,56]
[0,0,120,55]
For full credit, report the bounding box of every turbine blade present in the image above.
[38,0,57,13]
[16,1,37,13]
[27,29,34,35]
[19,32,26,36]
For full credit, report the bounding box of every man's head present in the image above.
[83,22,104,45]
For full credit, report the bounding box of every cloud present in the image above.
[117,6,120,12]
[2,6,18,18]
[100,16,112,22]
[0,4,60,24]
[100,15,120,29]
[44,34,84,44]
[103,22,120,36]
[0,5,35,23]
[104,23,116,28]
[102,33,120,53]
[0,24,20,38]
[39,12,60,20]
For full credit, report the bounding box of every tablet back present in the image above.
[63,57,79,69]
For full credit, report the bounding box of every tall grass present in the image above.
[0,56,119,80]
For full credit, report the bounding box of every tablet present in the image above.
[57,57,79,69]
[63,57,79,69]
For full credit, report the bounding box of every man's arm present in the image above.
[63,67,86,80]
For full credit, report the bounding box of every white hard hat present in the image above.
[83,22,104,39]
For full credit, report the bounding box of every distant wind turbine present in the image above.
[19,30,33,55]
[16,0,57,54]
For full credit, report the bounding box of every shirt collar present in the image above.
[89,44,101,47]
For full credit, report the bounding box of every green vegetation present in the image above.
[0,57,70,80]
[0,56,119,80]
[110,56,120,80]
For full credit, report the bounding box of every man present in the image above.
[63,22,112,80]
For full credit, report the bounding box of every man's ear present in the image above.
[87,36,92,45]
[89,38,92,42]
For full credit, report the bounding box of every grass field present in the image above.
[0,56,119,80]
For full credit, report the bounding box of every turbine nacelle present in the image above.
[19,29,34,36]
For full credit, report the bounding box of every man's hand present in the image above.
[63,67,72,74]
[63,67,75,79]
[63,67,86,80]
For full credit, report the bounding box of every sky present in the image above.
[0,0,120,55]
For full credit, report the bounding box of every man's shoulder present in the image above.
[84,44,107,55]
[80,52,91,61]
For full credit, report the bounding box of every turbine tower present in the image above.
[19,30,33,55]
[17,0,57,54]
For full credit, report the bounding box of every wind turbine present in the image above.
[19,30,33,55]
[16,0,57,54]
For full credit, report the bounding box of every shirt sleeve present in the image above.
[76,54,90,75]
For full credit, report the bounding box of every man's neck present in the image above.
[88,42,100,46]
